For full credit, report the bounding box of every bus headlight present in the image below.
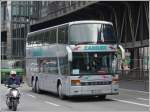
[71,80,80,86]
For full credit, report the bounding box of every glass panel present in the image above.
[20,6,24,16]
[38,57,58,74]
[36,34,41,44]
[36,33,43,44]
[59,55,69,75]
[27,35,31,45]
[71,52,117,75]
[12,6,19,16]
[70,23,116,44]
[50,29,57,43]
[58,26,68,44]
[44,31,49,44]
[30,35,34,45]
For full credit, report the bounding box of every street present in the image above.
[0,82,149,112]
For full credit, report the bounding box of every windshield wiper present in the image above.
[75,41,95,45]
[97,40,117,44]
[97,70,108,75]
[97,40,105,43]
[74,40,116,45]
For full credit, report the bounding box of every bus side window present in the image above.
[58,25,68,44]
[43,31,48,45]
[50,29,57,44]
[27,35,31,46]
[38,58,58,74]
[38,33,43,44]
[30,35,34,45]
[59,56,68,75]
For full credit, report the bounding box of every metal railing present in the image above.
[42,1,93,19]
[118,58,149,81]
[119,69,149,81]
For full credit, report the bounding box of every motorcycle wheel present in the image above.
[12,101,17,111]
[8,106,12,109]
[12,106,17,111]
[6,97,12,109]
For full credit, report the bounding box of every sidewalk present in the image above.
[119,80,149,92]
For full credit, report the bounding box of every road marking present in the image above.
[120,88,149,94]
[113,98,149,107]
[137,98,149,101]
[26,94,36,98]
[44,101,60,106]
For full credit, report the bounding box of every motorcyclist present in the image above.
[6,70,21,97]
[6,70,21,110]
[7,70,21,86]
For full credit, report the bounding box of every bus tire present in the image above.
[98,95,106,100]
[31,80,35,92]
[35,80,41,93]
[58,84,66,100]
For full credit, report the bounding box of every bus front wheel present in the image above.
[98,95,106,100]
[58,84,66,100]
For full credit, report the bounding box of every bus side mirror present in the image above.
[66,46,72,62]
[118,45,125,60]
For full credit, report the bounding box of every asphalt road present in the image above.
[0,83,149,112]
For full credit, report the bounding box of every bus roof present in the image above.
[69,20,113,26]
[28,20,113,36]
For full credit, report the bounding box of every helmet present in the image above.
[10,70,16,74]
[10,70,16,77]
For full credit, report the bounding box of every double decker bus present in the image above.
[26,20,125,99]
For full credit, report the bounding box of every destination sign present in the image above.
[84,45,107,51]
[71,45,116,52]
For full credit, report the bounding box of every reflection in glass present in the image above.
[70,23,116,44]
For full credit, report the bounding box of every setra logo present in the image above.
[101,75,108,80]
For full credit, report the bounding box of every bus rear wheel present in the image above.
[35,80,41,93]
[31,80,35,92]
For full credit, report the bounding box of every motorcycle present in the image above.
[6,84,20,111]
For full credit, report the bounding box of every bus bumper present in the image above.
[67,85,119,97]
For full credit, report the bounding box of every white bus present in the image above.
[26,20,125,99]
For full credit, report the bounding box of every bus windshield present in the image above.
[71,52,117,75]
[69,23,116,44]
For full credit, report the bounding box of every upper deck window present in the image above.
[69,23,116,45]
[58,25,68,44]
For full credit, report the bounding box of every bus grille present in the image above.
[81,81,112,86]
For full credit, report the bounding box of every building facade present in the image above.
[1,1,40,60]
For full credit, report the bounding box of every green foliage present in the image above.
[116,48,122,59]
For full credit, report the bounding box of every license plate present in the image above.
[92,89,109,94]
[91,90,102,94]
